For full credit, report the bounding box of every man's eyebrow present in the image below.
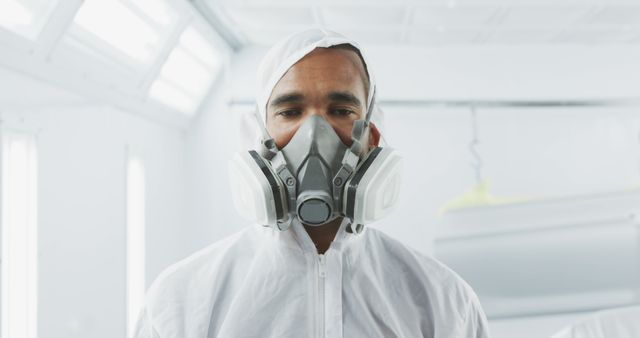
[328,91,362,107]
[269,92,305,107]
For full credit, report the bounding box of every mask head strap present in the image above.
[252,106,297,230]
[253,106,279,160]
[364,86,376,125]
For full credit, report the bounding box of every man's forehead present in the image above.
[267,48,368,102]
[293,47,367,76]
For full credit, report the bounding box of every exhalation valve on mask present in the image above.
[228,114,403,234]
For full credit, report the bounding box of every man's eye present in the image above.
[278,109,301,118]
[332,108,355,117]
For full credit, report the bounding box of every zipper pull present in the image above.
[318,254,326,278]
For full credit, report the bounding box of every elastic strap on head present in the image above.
[253,106,279,159]
[365,86,376,124]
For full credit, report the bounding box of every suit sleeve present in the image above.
[458,290,492,338]
[133,307,161,338]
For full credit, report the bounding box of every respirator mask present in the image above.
[228,95,403,234]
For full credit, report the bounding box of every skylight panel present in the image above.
[149,26,222,115]
[71,0,177,66]
[161,48,212,96]
[0,0,57,40]
[129,0,174,26]
[180,26,222,70]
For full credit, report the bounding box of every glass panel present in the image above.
[1,132,38,338]
[0,0,57,40]
[179,27,221,70]
[72,0,176,65]
[149,26,222,114]
[129,0,174,26]
[126,155,145,338]
[160,48,211,98]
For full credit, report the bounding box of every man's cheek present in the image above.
[275,128,298,149]
[337,128,353,146]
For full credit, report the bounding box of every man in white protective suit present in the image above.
[134,28,490,338]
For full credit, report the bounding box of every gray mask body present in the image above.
[280,115,349,226]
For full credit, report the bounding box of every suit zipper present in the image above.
[318,254,326,338]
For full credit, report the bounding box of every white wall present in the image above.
[1,67,188,338]
[229,44,640,102]
[183,74,253,249]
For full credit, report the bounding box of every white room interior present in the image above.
[1,0,639,337]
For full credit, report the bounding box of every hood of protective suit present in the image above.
[256,28,381,127]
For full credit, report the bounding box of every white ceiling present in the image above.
[208,0,640,46]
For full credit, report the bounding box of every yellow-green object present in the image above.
[439,180,525,215]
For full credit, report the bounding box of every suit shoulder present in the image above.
[146,225,264,299]
[364,227,479,305]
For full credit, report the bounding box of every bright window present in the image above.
[126,154,145,338]
[1,131,38,338]
[149,26,222,115]
[0,0,57,40]
[71,0,177,66]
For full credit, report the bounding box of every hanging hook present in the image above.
[468,104,483,185]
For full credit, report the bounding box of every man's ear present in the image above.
[369,122,381,148]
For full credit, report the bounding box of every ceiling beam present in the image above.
[188,0,245,51]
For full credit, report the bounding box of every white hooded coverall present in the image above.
[134,29,490,338]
